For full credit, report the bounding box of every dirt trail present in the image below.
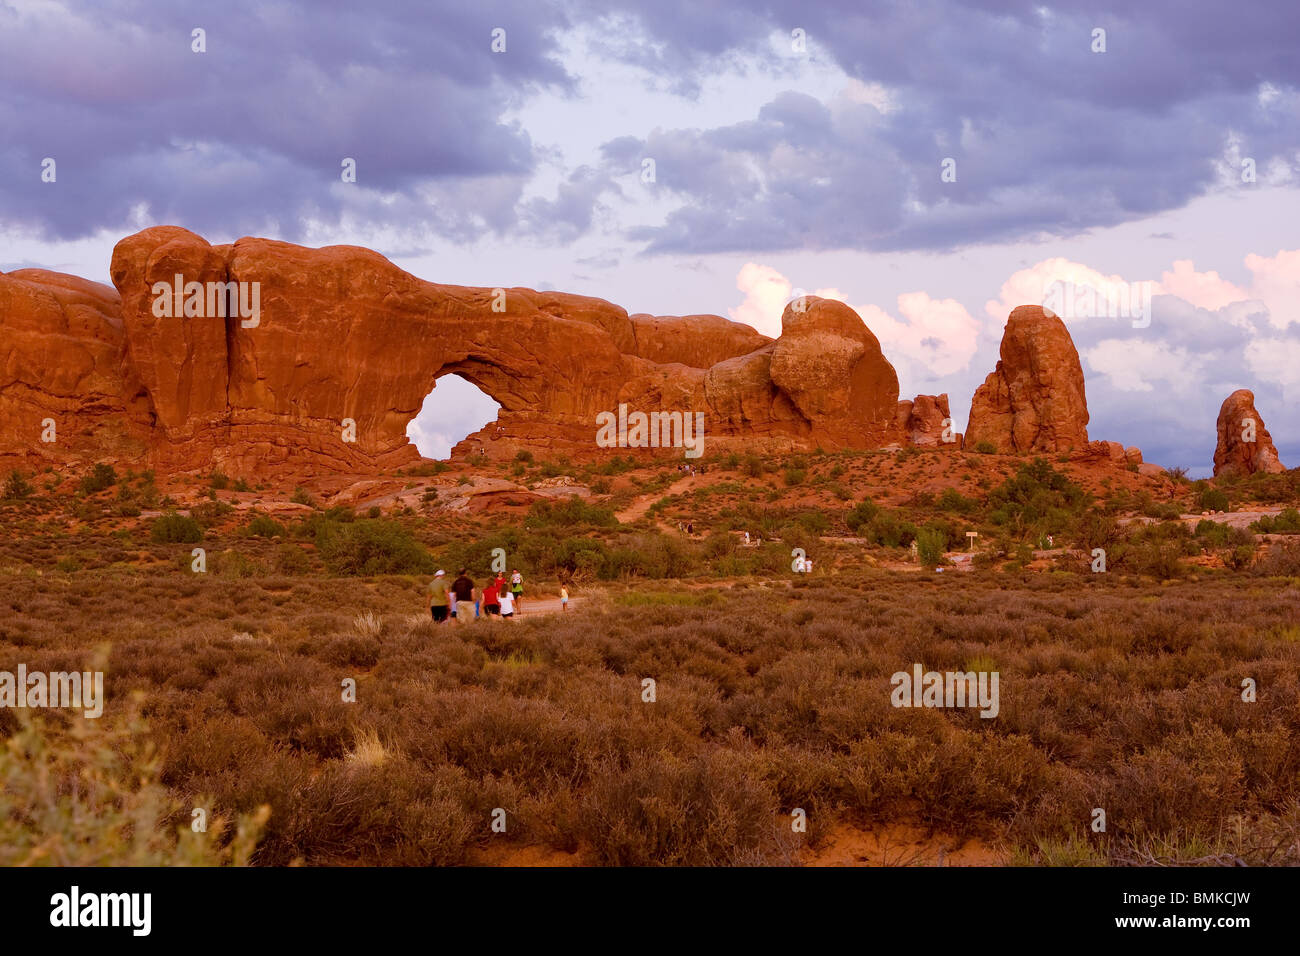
[615,473,702,524]
[450,596,581,620]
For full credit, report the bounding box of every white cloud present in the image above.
[1158,259,1250,311]
[1082,339,1206,395]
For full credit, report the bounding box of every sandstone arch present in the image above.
[2,226,947,476]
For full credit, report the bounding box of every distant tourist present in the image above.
[510,569,524,612]
[451,569,475,623]
[428,570,451,623]
[560,584,569,612]
[483,579,501,616]
[805,558,813,574]
[744,531,751,546]
[498,588,516,620]
[687,522,694,535]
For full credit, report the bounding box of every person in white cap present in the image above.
[428,570,451,623]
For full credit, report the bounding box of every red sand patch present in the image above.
[467,843,584,867]
[803,823,1006,867]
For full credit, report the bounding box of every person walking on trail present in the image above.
[560,584,569,612]
[498,587,516,620]
[483,579,501,617]
[428,570,451,623]
[451,569,474,624]
[510,569,524,613]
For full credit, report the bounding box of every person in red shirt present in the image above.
[483,581,501,616]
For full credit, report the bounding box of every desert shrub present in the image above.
[579,751,790,866]
[703,532,737,559]
[318,520,434,576]
[783,467,806,486]
[214,551,266,578]
[796,511,830,534]
[988,459,1088,537]
[525,497,617,530]
[2,469,33,500]
[1196,486,1230,513]
[1222,543,1256,571]
[862,511,918,549]
[916,527,947,566]
[274,544,313,575]
[845,499,880,534]
[246,515,286,538]
[291,486,316,507]
[742,455,764,478]
[935,487,979,516]
[1194,520,1232,546]
[1252,508,1300,534]
[78,463,117,495]
[1255,541,1300,576]
[151,512,204,543]
[191,500,234,527]
[209,469,230,491]
[600,534,693,579]
[515,450,534,463]
[1120,538,1187,579]
[0,712,264,865]
[974,441,996,454]
[1075,510,1120,551]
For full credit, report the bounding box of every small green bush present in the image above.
[318,520,434,576]
[79,463,117,495]
[151,512,204,543]
[245,515,286,538]
[2,469,33,500]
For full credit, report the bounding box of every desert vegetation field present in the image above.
[2,450,1299,866]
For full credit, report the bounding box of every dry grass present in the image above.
[1,567,1298,866]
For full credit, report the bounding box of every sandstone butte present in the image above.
[0,225,1233,480]
[1213,389,1285,477]
[965,305,1090,455]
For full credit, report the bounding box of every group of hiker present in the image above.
[427,568,570,623]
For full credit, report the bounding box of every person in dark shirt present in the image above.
[451,569,475,624]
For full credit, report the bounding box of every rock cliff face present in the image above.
[1,227,926,475]
[1214,389,1285,477]
[0,268,151,464]
[966,305,1089,453]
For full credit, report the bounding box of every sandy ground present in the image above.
[801,823,1006,866]
[463,822,1007,867]
[446,596,580,620]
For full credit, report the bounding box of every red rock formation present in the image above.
[966,305,1089,453]
[897,393,959,448]
[628,313,772,368]
[2,227,979,476]
[1214,389,1285,477]
[767,297,901,446]
[0,268,151,464]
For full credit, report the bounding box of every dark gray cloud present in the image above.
[2,0,1298,256]
[594,1,1300,254]
[0,0,575,241]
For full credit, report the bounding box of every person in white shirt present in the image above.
[498,589,516,619]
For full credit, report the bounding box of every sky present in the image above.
[2,0,1298,474]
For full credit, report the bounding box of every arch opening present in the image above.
[406,373,502,460]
